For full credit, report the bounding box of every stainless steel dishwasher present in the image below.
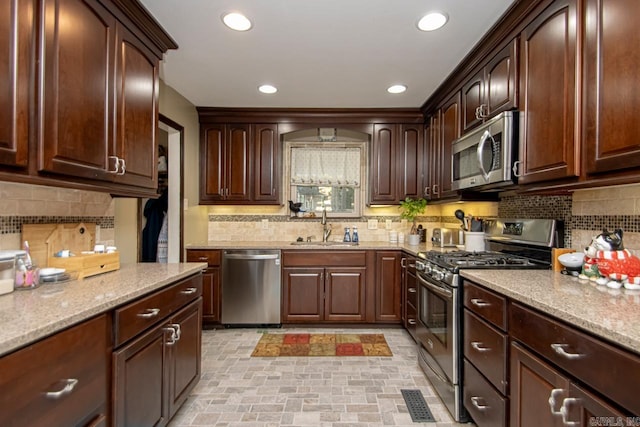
[221,249,281,326]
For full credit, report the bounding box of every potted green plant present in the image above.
[399,197,427,245]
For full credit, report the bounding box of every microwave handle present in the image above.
[476,130,493,180]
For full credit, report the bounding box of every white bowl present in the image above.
[558,252,585,269]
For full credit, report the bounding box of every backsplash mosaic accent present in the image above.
[207,214,440,223]
[0,216,114,235]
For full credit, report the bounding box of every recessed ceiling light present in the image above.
[258,84,277,94]
[387,84,407,94]
[222,12,252,31]
[417,12,448,31]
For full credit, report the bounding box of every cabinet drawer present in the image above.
[0,315,110,427]
[464,309,508,395]
[463,359,507,427]
[463,280,507,330]
[186,249,221,266]
[510,302,640,415]
[282,250,367,267]
[114,274,202,347]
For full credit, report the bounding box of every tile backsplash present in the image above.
[0,182,115,251]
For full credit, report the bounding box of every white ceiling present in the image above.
[140,0,515,109]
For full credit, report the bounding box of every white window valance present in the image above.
[290,147,361,187]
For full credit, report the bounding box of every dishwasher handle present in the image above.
[224,253,280,260]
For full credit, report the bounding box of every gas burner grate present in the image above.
[401,389,436,422]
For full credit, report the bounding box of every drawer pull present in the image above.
[45,378,78,399]
[560,397,580,426]
[470,298,490,307]
[470,396,489,410]
[180,287,198,295]
[407,288,417,293]
[198,256,208,261]
[471,341,491,352]
[137,308,160,319]
[551,343,584,360]
[407,319,417,325]
[548,388,565,415]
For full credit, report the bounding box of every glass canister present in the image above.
[0,250,26,294]
[13,250,39,290]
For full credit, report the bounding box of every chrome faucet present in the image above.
[321,207,332,242]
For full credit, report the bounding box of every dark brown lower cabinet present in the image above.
[186,249,221,325]
[0,314,110,427]
[113,298,202,427]
[510,342,627,426]
[375,251,402,323]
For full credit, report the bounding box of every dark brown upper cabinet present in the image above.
[462,40,518,134]
[369,123,424,205]
[435,93,461,201]
[517,0,579,185]
[200,123,280,205]
[0,0,32,170]
[584,0,640,176]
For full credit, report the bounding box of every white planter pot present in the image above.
[407,234,421,246]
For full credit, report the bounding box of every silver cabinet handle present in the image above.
[471,341,491,352]
[512,160,521,177]
[470,298,490,307]
[407,288,417,293]
[180,287,198,295]
[108,156,120,174]
[168,323,181,340]
[407,319,417,325]
[198,256,209,261]
[117,158,126,175]
[45,378,78,399]
[548,388,565,415]
[560,397,580,426]
[163,327,177,345]
[432,184,439,195]
[470,396,489,410]
[401,258,407,268]
[137,308,160,319]
[551,343,585,360]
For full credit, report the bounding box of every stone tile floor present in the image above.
[168,327,476,427]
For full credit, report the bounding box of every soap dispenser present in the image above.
[343,227,351,242]
[352,226,359,243]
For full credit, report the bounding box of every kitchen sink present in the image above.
[290,241,359,247]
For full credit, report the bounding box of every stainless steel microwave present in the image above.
[451,111,518,191]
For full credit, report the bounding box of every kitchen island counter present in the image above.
[0,262,206,357]
[461,269,640,354]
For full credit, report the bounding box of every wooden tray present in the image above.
[48,252,120,279]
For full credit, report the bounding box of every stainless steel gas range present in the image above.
[415,218,563,422]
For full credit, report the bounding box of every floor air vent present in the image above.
[401,389,436,422]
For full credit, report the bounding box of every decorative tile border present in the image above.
[0,216,115,235]
[572,215,640,233]
[207,214,441,223]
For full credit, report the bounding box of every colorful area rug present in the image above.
[251,333,393,357]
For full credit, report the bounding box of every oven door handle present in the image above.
[418,274,453,298]
[419,350,449,384]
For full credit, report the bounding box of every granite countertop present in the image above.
[460,269,640,354]
[186,240,454,256]
[0,262,206,357]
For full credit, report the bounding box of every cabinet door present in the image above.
[518,0,579,184]
[438,93,460,200]
[462,71,484,133]
[112,23,159,189]
[39,0,115,181]
[282,267,324,322]
[0,0,32,169]
[200,124,225,202]
[424,114,440,201]
[398,124,424,200]
[510,342,568,427]
[324,267,366,322]
[253,123,279,202]
[168,299,202,418]
[201,266,220,324]
[566,383,627,425]
[370,124,397,203]
[113,323,170,427]
[485,40,517,118]
[226,124,251,201]
[375,252,402,322]
[584,0,640,174]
